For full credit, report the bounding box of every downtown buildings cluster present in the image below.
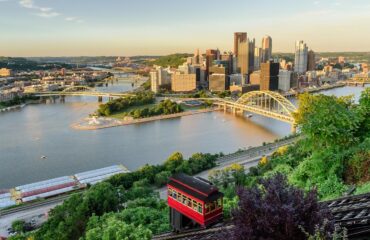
[150,33,370,94]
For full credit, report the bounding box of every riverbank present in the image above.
[283,83,346,97]
[0,99,41,113]
[0,104,26,112]
[72,108,216,130]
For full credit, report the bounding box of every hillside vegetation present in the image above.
[149,53,191,68]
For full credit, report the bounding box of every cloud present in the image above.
[65,17,77,21]
[19,0,60,18]
[19,0,35,8]
[35,11,60,18]
[19,0,84,22]
[65,16,84,23]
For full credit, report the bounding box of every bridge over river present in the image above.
[31,88,298,130]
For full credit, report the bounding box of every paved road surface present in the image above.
[158,138,297,199]
[0,201,61,237]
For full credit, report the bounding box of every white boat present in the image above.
[40,155,47,159]
[247,114,253,118]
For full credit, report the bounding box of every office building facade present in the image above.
[209,74,229,92]
[294,40,308,73]
[278,70,292,92]
[234,32,249,75]
[260,61,279,91]
[261,35,272,63]
[171,72,197,92]
[307,49,316,71]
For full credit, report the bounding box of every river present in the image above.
[0,83,367,189]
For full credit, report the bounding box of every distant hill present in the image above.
[0,57,72,71]
[148,53,192,68]
[273,52,370,63]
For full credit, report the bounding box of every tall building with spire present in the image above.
[294,41,308,73]
[261,35,272,63]
[234,32,249,75]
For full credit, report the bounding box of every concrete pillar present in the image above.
[232,107,236,115]
[223,104,227,112]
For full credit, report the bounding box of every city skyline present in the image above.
[1,0,370,56]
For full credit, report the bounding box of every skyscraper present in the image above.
[205,49,218,80]
[261,35,272,63]
[193,49,200,65]
[307,49,315,71]
[260,61,279,91]
[254,47,262,71]
[234,32,249,75]
[248,38,255,73]
[294,41,308,73]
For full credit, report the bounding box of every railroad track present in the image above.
[153,224,234,240]
[0,194,71,217]
[216,137,298,165]
[154,193,370,239]
[324,192,370,237]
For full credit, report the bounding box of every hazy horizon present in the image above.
[1,0,370,57]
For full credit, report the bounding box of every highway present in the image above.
[158,137,298,199]
[0,137,297,237]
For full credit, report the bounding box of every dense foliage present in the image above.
[9,152,219,240]
[97,92,155,116]
[108,152,218,188]
[216,89,370,202]
[127,99,183,119]
[224,174,334,240]
[150,53,191,68]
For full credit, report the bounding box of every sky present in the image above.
[1,0,370,57]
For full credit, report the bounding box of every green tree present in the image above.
[294,93,360,149]
[164,152,184,173]
[85,214,152,240]
[11,220,26,233]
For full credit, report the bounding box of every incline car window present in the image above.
[168,188,204,214]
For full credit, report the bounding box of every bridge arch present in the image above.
[235,91,297,119]
[62,86,95,92]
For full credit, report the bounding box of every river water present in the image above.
[0,83,367,189]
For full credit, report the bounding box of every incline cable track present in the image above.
[154,193,370,239]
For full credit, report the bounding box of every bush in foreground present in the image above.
[227,174,334,240]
